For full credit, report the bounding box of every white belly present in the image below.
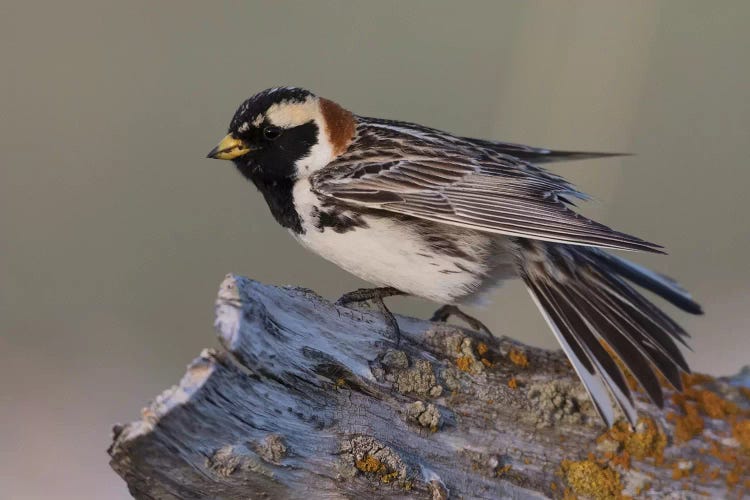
[292,180,514,303]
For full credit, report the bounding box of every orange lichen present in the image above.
[733,419,750,452]
[682,372,715,388]
[726,464,743,488]
[686,388,739,419]
[634,482,651,495]
[597,417,666,465]
[668,397,704,443]
[576,368,750,494]
[508,348,529,368]
[455,356,473,372]
[508,377,518,390]
[671,462,691,480]
[560,459,623,500]
[671,460,709,482]
[693,461,709,481]
[355,455,402,484]
[706,437,750,491]
[380,471,399,483]
[477,342,489,356]
[626,418,667,463]
[603,450,631,470]
[707,439,737,463]
[355,455,384,473]
[496,464,512,476]
[480,358,493,368]
[707,466,721,482]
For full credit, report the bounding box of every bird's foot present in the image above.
[430,305,494,339]
[336,287,405,344]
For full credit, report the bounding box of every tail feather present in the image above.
[594,252,703,315]
[529,281,636,426]
[519,242,701,426]
[565,283,666,407]
[526,284,620,426]
[586,272,691,373]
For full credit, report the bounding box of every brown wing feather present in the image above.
[313,122,662,253]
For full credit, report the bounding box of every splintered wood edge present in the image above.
[111,349,218,446]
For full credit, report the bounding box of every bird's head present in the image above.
[207,87,355,181]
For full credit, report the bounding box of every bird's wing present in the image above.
[311,146,661,252]
[457,137,630,164]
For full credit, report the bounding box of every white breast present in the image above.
[291,180,512,303]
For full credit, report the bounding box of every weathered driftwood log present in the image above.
[109,275,750,499]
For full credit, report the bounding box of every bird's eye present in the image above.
[263,126,282,141]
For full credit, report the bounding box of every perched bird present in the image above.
[207,87,702,427]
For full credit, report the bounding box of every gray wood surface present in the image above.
[109,275,749,499]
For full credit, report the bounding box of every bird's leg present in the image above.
[336,287,406,343]
[430,305,494,339]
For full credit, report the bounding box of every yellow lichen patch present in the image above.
[706,438,750,491]
[671,462,691,480]
[693,461,709,483]
[508,348,529,368]
[508,377,518,390]
[706,466,721,482]
[687,388,739,419]
[604,450,631,470]
[380,471,399,483]
[733,418,750,453]
[597,417,666,465]
[561,458,624,500]
[634,482,651,495]
[682,372,715,388]
[496,464,512,476]
[726,464,742,488]
[626,418,666,463]
[455,355,473,372]
[355,455,385,473]
[707,439,736,463]
[668,397,704,443]
[354,456,402,484]
[477,342,489,356]
[480,358,493,368]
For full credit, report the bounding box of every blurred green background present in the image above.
[2,1,749,498]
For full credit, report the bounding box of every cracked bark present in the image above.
[108,275,750,499]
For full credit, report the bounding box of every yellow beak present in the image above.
[206,134,253,160]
